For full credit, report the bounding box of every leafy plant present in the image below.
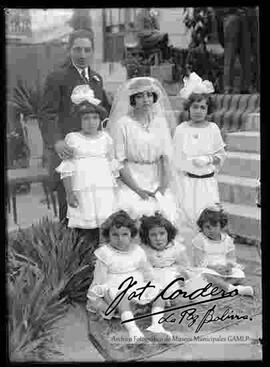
[11,79,44,119]
[68,9,93,34]
[7,218,98,361]
[170,46,223,93]
[183,7,213,50]
[176,8,224,92]
[8,266,67,361]
[186,47,224,93]
[122,52,150,79]
[8,217,95,302]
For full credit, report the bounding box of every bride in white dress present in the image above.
[107,77,187,227]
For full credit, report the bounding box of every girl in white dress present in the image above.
[107,77,184,226]
[192,205,254,296]
[56,86,118,246]
[173,74,227,227]
[139,212,210,303]
[86,211,172,340]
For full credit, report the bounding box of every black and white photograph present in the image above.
[5,7,261,362]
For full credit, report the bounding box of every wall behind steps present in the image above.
[6,9,104,95]
[6,8,191,98]
[6,43,67,96]
[157,8,192,49]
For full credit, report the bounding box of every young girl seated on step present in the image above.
[86,210,172,340]
[139,212,210,304]
[192,204,254,297]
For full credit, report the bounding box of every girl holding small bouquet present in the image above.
[173,73,227,226]
[192,205,254,296]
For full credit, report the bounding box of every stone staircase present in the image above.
[218,113,261,242]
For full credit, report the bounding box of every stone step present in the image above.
[218,174,257,206]
[245,113,260,131]
[220,151,260,179]
[222,202,261,241]
[226,131,260,153]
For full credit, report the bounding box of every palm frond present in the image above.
[8,218,99,360]
[8,267,67,361]
[11,79,44,119]
[8,218,96,302]
[16,79,32,99]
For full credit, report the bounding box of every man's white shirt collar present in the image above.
[73,62,89,80]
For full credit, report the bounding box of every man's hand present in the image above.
[54,140,74,160]
[67,191,79,208]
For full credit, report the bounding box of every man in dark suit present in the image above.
[214,7,259,93]
[39,29,111,230]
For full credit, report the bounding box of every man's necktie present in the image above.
[81,69,88,82]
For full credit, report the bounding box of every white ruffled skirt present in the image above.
[152,265,182,294]
[56,156,117,228]
[177,173,220,225]
[197,264,245,279]
[86,270,161,318]
[67,187,116,228]
[115,161,179,223]
[90,270,159,302]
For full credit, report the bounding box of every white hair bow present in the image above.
[71,85,101,106]
[179,72,214,99]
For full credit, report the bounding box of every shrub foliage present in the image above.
[7,218,97,361]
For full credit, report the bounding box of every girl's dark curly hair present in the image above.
[101,210,138,240]
[130,91,158,106]
[184,93,215,115]
[139,212,177,246]
[197,205,228,230]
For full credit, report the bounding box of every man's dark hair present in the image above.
[67,29,94,50]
